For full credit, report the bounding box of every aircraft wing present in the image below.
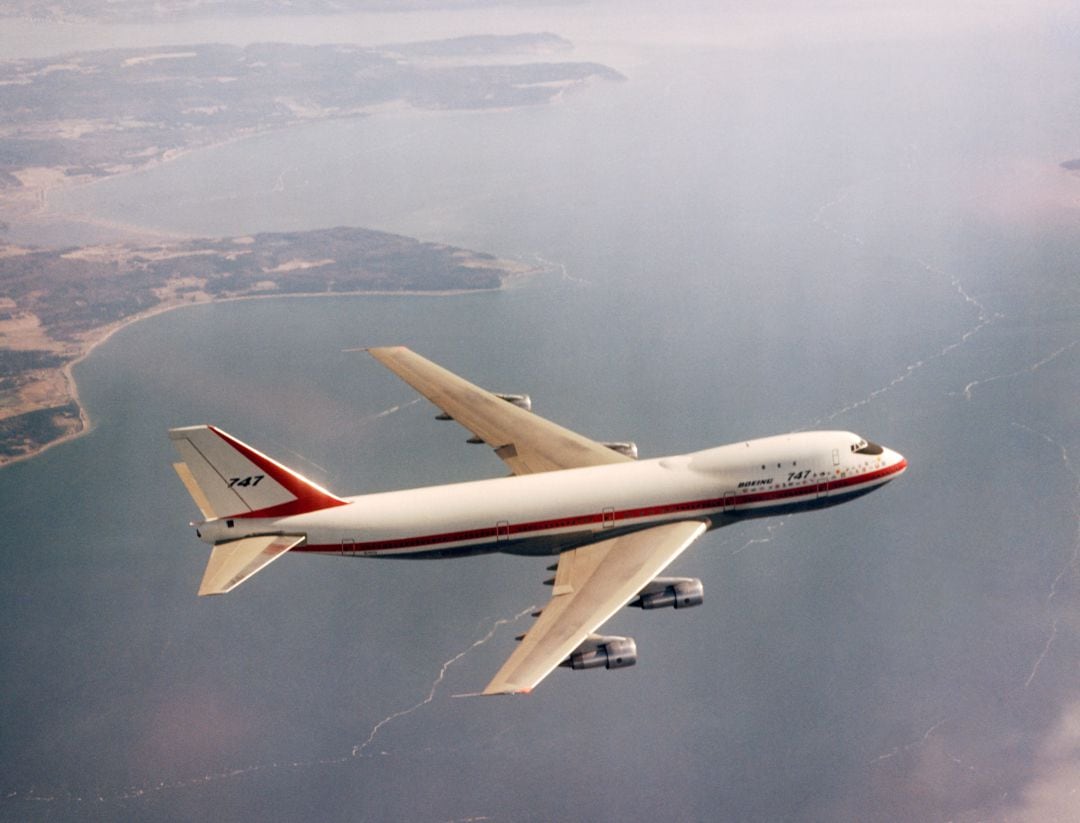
[483,519,709,695]
[367,346,633,475]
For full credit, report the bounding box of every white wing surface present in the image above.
[367,346,632,475]
[368,346,707,694]
[483,520,708,695]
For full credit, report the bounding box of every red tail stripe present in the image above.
[209,426,347,516]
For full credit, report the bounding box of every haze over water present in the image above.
[4,5,1080,820]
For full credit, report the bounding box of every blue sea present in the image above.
[3,14,1080,821]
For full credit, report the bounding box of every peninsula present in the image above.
[0,35,623,464]
[0,227,533,465]
[0,37,623,226]
[2,1,518,22]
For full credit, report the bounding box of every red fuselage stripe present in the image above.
[293,458,907,555]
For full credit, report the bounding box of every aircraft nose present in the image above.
[884,446,908,476]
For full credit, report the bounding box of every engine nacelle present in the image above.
[602,441,639,459]
[561,635,637,670]
[495,393,532,411]
[629,577,704,609]
[438,393,531,421]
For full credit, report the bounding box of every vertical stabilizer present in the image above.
[169,425,346,519]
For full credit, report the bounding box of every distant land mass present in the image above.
[4,0,521,22]
[0,227,534,465]
[0,33,623,465]
[1060,158,1080,170]
[0,37,624,225]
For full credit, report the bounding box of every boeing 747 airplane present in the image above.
[169,346,907,694]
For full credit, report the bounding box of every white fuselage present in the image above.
[196,431,907,558]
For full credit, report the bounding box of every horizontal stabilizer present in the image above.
[198,534,306,596]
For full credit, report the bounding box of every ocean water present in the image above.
[4,23,1080,822]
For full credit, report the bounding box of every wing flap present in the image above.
[367,346,632,475]
[198,534,306,596]
[482,519,708,695]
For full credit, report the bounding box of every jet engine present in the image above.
[495,393,532,411]
[602,441,639,459]
[560,634,637,670]
[629,577,704,609]
[444,392,532,425]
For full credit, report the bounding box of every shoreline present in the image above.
[0,273,547,471]
[0,89,554,469]
[6,118,365,242]
[0,105,547,469]
[2,98,448,244]
[12,100,526,246]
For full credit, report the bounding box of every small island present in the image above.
[0,227,535,465]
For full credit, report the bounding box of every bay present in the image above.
[4,22,1080,822]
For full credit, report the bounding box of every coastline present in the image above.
[0,116,545,470]
[10,97,561,246]
[0,286,494,469]
[5,115,374,241]
[0,66,557,469]
[3,97,449,244]
[0,270,546,470]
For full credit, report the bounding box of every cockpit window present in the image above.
[851,439,884,455]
